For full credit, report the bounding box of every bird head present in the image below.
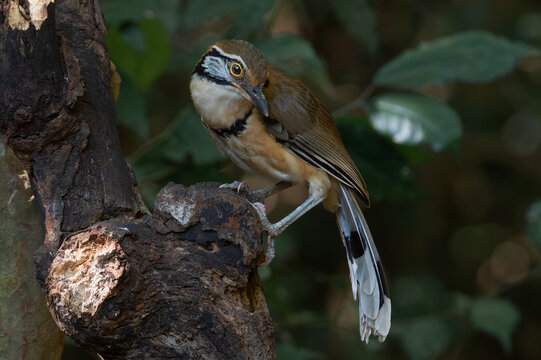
[192,39,269,116]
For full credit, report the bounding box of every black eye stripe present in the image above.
[193,48,246,85]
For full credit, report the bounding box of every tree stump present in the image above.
[0,0,275,358]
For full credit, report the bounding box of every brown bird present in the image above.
[190,39,390,342]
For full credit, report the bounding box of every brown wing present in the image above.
[263,66,370,205]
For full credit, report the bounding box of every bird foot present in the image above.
[219,180,247,192]
[260,235,276,267]
[252,201,283,266]
[251,202,281,237]
[252,201,266,214]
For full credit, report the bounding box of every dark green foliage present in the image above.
[373,31,539,89]
[526,200,541,250]
[106,19,171,91]
[115,77,148,138]
[337,118,420,202]
[329,0,378,54]
[395,317,455,360]
[76,0,541,359]
[256,34,333,90]
[470,297,521,352]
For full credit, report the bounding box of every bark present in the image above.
[0,0,275,359]
[0,138,64,360]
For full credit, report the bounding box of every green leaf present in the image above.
[129,108,223,184]
[330,0,378,54]
[337,118,420,202]
[163,108,223,165]
[526,199,541,250]
[116,77,148,139]
[470,297,521,352]
[181,0,273,37]
[395,144,434,165]
[392,276,449,318]
[120,24,146,53]
[449,224,508,274]
[276,343,323,360]
[367,92,461,151]
[256,35,333,91]
[373,31,540,89]
[225,0,275,38]
[101,0,180,33]
[105,19,171,91]
[181,1,243,28]
[395,318,454,360]
[516,13,541,44]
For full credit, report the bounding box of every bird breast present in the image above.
[190,74,333,205]
[190,76,252,129]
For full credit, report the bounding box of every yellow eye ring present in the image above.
[230,62,243,77]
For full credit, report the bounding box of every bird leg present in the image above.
[253,194,324,265]
[254,194,324,236]
[255,181,293,198]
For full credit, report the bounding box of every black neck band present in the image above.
[211,107,253,138]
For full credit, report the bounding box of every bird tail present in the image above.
[335,184,391,342]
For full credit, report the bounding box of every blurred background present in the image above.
[65,0,541,359]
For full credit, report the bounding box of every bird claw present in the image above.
[260,234,276,267]
[219,180,247,192]
[251,201,281,266]
[251,202,280,237]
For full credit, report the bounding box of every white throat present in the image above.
[190,76,250,129]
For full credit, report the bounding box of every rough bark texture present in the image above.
[0,0,275,359]
[0,138,64,360]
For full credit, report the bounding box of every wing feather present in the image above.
[262,67,370,205]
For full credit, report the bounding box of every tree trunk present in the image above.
[0,138,64,360]
[0,0,275,359]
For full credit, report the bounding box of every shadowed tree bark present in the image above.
[0,0,275,359]
[0,138,64,360]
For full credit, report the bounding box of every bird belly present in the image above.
[215,118,335,204]
[216,125,297,182]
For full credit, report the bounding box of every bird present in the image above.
[189,39,390,342]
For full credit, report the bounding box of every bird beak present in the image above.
[243,86,269,117]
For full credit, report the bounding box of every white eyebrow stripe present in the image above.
[212,46,247,68]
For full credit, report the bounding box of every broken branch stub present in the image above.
[45,183,274,359]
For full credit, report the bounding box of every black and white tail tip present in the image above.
[336,185,391,343]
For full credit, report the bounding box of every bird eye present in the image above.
[230,63,243,77]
